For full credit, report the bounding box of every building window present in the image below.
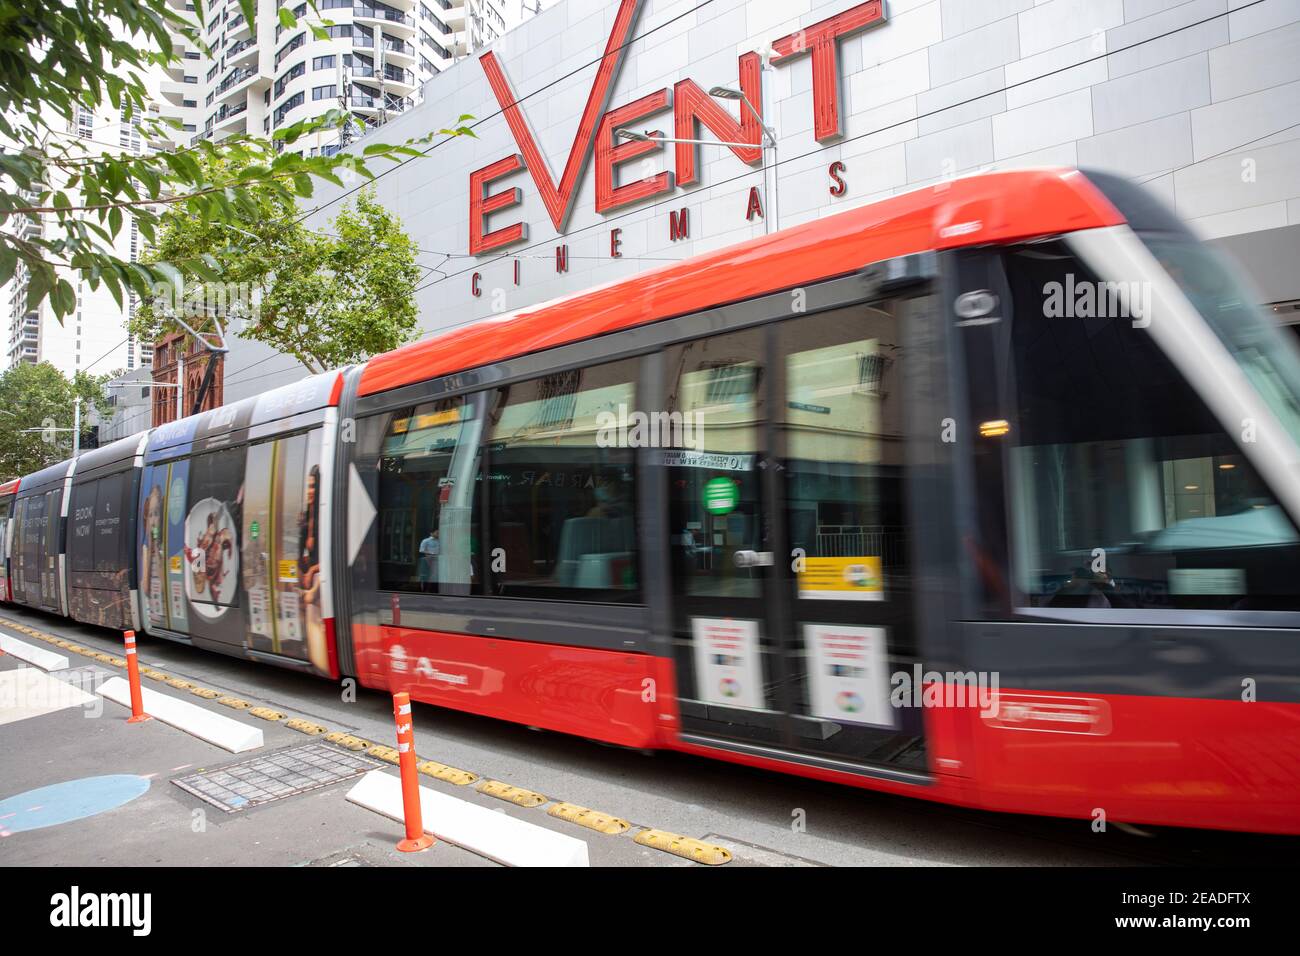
[71,104,94,138]
[273,92,304,126]
[275,33,305,66]
[312,84,336,101]
[274,62,305,98]
[313,55,336,70]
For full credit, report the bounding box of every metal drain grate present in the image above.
[173,743,380,813]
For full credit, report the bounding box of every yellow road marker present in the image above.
[324,731,370,751]
[285,718,327,736]
[365,744,401,764]
[217,696,251,709]
[416,760,477,786]
[548,802,630,834]
[634,829,732,865]
[477,780,546,807]
[248,706,285,721]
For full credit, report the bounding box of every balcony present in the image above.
[348,64,415,88]
[212,99,248,128]
[215,66,255,96]
[348,92,410,115]
[353,2,416,36]
[227,35,257,65]
[380,35,416,62]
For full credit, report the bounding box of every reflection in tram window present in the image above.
[778,305,921,760]
[780,305,905,602]
[486,360,639,602]
[378,393,486,595]
[1004,242,1300,612]
[665,333,765,600]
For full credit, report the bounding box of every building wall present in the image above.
[219,0,1300,402]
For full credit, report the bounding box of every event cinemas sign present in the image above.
[467,0,886,260]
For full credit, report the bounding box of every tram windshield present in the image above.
[1142,234,1300,453]
[1000,239,1300,613]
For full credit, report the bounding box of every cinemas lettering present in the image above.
[468,0,885,266]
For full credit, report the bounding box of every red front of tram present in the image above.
[335,169,1300,835]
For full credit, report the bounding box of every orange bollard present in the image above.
[123,630,152,724]
[392,691,434,852]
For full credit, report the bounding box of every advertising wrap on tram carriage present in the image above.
[183,399,254,650]
[137,378,333,675]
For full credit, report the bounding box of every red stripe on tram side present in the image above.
[323,617,341,681]
[967,687,1300,835]
[352,622,665,749]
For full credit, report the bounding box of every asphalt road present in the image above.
[2,604,1296,867]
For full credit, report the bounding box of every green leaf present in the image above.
[0,244,16,287]
[25,263,54,314]
[278,7,296,28]
[52,278,76,319]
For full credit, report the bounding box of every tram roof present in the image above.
[358,167,1122,398]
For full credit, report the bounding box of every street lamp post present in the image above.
[707,83,779,233]
[615,80,780,234]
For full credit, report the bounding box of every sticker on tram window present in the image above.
[804,624,894,729]
[797,556,884,600]
[691,617,764,710]
[1168,568,1246,595]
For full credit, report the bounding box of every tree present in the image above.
[0,1,471,321]
[132,180,421,373]
[0,362,113,479]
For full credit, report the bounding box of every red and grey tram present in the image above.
[2,168,1298,834]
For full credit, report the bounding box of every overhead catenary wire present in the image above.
[220,0,1292,380]
[88,0,1296,393]
[408,0,1279,296]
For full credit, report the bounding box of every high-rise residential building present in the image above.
[163,0,525,159]
[2,100,161,376]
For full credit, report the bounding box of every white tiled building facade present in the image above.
[164,0,526,156]
[219,0,1300,401]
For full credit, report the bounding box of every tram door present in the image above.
[665,301,927,773]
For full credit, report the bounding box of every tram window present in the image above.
[663,329,766,600]
[779,305,906,594]
[1003,242,1300,612]
[378,393,486,595]
[486,359,640,602]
